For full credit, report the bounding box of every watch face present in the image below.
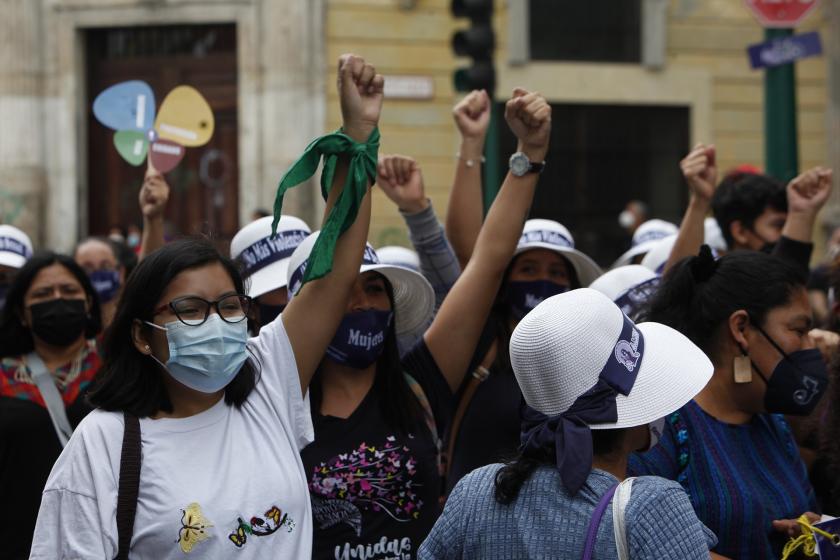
[509,152,529,176]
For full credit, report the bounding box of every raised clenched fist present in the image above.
[337,54,385,143]
[376,154,428,214]
[680,144,718,202]
[504,88,551,162]
[453,89,491,140]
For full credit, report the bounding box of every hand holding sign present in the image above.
[140,165,170,220]
[93,80,215,173]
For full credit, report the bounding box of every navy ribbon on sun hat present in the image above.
[633,229,670,246]
[519,313,645,495]
[289,244,380,296]
[236,229,310,279]
[518,229,574,249]
[0,236,32,259]
[614,277,661,319]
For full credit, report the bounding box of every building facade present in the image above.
[1,0,838,262]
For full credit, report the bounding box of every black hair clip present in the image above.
[689,245,718,283]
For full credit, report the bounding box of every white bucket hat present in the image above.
[590,265,661,318]
[640,233,678,275]
[230,215,311,299]
[286,232,435,341]
[510,288,712,428]
[612,219,678,269]
[514,219,602,287]
[0,225,33,269]
[704,217,728,253]
[376,246,420,272]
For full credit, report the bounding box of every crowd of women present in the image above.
[2,54,839,559]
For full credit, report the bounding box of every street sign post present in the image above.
[743,0,820,183]
[747,31,823,69]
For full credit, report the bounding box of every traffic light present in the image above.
[451,0,495,94]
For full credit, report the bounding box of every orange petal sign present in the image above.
[149,140,186,173]
[154,86,214,147]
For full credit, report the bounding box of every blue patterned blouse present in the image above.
[629,400,817,559]
[419,465,715,559]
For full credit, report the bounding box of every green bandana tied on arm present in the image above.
[270,127,379,286]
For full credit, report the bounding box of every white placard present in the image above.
[384,75,435,100]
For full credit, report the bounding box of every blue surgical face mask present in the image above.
[89,269,121,304]
[145,313,249,393]
[507,280,568,320]
[326,309,393,369]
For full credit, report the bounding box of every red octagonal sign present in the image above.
[744,0,820,28]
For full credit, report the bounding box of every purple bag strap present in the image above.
[580,482,620,560]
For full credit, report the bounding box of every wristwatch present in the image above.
[509,152,546,177]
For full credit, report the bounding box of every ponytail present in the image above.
[645,246,805,356]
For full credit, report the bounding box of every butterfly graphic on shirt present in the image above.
[176,502,214,553]
[227,506,296,548]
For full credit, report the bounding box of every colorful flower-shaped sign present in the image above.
[93,80,215,173]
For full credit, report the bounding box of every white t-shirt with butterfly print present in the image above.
[29,316,314,559]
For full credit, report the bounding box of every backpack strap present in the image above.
[612,477,635,560]
[445,340,497,479]
[580,482,620,560]
[25,352,73,447]
[115,412,141,560]
[403,373,442,475]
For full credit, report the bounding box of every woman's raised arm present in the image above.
[282,54,384,394]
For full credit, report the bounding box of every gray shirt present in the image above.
[419,465,716,559]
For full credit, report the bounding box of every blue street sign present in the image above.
[748,31,822,69]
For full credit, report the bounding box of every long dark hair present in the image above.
[643,246,805,360]
[0,251,102,358]
[494,429,626,504]
[309,278,426,436]
[87,238,258,417]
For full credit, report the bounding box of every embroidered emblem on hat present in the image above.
[614,328,642,373]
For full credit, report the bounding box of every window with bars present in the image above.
[528,0,643,63]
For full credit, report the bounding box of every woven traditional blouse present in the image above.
[629,399,817,559]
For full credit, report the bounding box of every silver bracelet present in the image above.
[455,152,486,168]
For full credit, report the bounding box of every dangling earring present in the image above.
[733,354,752,383]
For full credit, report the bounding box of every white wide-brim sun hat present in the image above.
[611,219,679,269]
[0,224,33,269]
[286,232,435,341]
[230,215,311,299]
[376,245,421,272]
[704,217,728,253]
[514,219,603,287]
[640,233,678,275]
[510,288,712,429]
[590,265,659,302]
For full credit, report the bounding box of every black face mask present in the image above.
[752,325,828,416]
[29,298,88,347]
[751,231,777,254]
[258,302,286,327]
[759,242,777,255]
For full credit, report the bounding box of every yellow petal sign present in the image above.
[154,86,214,147]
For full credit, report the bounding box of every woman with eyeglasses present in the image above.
[0,252,102,560]
[29,53,382,560]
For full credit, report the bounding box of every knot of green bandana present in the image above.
[270,127,379,287]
